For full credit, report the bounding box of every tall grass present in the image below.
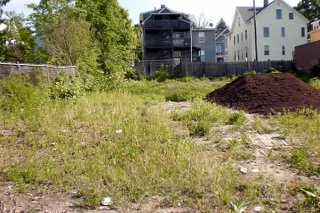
[0,76,239,208]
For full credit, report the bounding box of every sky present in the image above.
[3,0,301,26]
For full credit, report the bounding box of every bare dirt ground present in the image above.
[0,101,319,213]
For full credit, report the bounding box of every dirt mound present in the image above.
[206,73,320,114]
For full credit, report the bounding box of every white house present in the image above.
[227,0,308,62]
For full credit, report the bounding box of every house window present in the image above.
[234,52,236,61]
[281,27,285,37]
[276,9,282,19]
[241,32,243,42]
[245,47,248,59]
[301,27,305,37]
[282,45,285,55]
[237,34,239,43]
[238,17,241,26]
[241,49,244,60]
[173,51,181,58]
[237,50,240,61]
[198,32,205,42]
[264,27,270,37]
[216,45,222,53]
[199,50,205,61]
[245,30,247,40]
[264,45,269,55]
[289,12,294,20]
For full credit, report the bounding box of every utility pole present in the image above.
[253,0,258,61]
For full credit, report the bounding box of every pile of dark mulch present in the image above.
[205,73,320,115]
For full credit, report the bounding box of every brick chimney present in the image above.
[161,4,166,8]
[264,0,269,7]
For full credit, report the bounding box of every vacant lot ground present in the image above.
[0,75,319,212]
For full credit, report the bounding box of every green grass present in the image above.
[272,109,320,176]
[1,74,319,212]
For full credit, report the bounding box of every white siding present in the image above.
[227,0,308,62]
[256,0,308,61]
[227,11,253,62]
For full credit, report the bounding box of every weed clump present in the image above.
[0,74,48,113]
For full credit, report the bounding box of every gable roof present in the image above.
[237,7,263,22]
[215,28,230,41]
[140,5,195,24]
[236,0,308,23]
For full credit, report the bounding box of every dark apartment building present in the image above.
[140,5,216,64]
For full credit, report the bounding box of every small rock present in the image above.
[253,205,263,212]
[240,167,248,174]
[252,168,260,173]
[116,129,123,134]
[101,197,113,206]
[99,206,111,210]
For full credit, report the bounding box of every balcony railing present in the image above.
[173,38,191,47]
[144,20,191,29]
[144,38,191,48]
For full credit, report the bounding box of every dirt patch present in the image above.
[206,73,320,114]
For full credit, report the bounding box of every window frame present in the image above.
[281,27,285,37]
[276,9,282,20]
[264,45,270,56]
[263,27,270,38]
[216,45,222,53]
[199,49,205,61]
[289,12,294,20]
[198,32,205,43]
[301,27,305,37]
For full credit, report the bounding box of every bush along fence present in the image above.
[134,60,294,77]
[0,62,77,81]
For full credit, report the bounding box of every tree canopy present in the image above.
[295,0,320,22]
[0,0,11,19]
[195,12,213,28]
[215,18,228,35]
[29,0,137,80]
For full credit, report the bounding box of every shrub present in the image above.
[174,100,230,137]
[188,120,211,136]
[243,70,256,76]
[0,74,48,112]
[49,73,86,99]
[289,149,319,176]
[154,70,169,82]
[227,111,246,126]
[295,187,320,212]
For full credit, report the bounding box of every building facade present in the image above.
[227,0,308,62]
[215,28,230,62]
[140,5,216,64]
[310,20,320,42]
[192,28,216,62]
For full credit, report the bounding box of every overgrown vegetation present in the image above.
[0,73,319,212]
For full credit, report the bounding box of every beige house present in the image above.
[227,0,308,62]
[310,20,320,42]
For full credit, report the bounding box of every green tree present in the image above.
[0,0,11,19]
[29,0,100,73]
[215,18,228,35]
[76,0,137,80]
[29,0,137,82]
[45,15,100,74]
[1,12,37,63]
[295,0,320,22]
